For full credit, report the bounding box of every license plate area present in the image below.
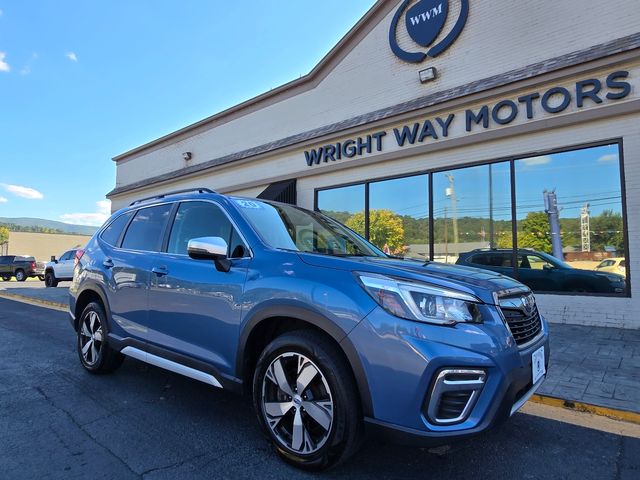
[532,346,546,384]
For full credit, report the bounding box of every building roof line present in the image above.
[112,0,393,162]
[107,32,640,198]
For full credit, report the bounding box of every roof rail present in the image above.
[129,188,216,206]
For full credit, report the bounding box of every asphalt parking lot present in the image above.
[1,297,639,480]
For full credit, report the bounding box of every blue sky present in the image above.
[0,0,375,225]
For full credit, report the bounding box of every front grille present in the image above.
[500,303,542,346]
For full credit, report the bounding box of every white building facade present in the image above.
[108,0,640,329]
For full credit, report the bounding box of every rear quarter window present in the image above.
[101,212,133,247]
[121,204,173,252]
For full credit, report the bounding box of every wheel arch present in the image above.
[73,285,111,332]
[237,305,373,417]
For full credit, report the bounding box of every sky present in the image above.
[0,0,375,225]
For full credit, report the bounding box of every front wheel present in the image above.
[253,331,363,470]
[38,275,45,281]
[44,271,58,288]
[15,269,26,282]
[77,301,124,374]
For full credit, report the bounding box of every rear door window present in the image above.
[101,212,133,247]
[122,204,173,252]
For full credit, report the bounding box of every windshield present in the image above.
[233,198,386,257]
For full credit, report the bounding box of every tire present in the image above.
[1,275,10,281]
[44,271,58,288]
[38,275,45,281]
[252,330,363,470]
[15,269,26,282]
[77,301,124,374]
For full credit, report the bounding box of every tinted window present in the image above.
[317,184,365,237]
[122,204,172,252]
[168,202,246,256]
[59,251,72,261]
[370,175,429,259]
[101,212,133,246]
[620,260,626,268]
[0,256,9,263]
[515,144,627,294]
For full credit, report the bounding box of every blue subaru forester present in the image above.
[69,188,549,470]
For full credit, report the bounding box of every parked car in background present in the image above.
[457,249,626,294]
[44,249,80,287]
[0,255,45,281]
[69,189,549,470]
[594,257,626,277]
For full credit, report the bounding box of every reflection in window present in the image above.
[433,163,512,264]
[514,144,627,294]
[369,175,428,259]
[317,184,365,237]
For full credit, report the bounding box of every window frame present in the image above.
[314,138,630,298]
[119,202,177,253]
[164,200,252,259]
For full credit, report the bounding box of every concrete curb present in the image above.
[529,394,640,425]
[2,292,639,426]
[0,292,67,312]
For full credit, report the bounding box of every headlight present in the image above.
[596,272,624,283]
[356,273,483,325]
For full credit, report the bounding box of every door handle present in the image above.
[152,266,168,276]
[103,258,114,269]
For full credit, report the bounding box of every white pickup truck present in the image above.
[44,249,79,287]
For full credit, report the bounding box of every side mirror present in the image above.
[187,237,231,272]
[51,256,56,262]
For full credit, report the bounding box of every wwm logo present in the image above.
[408,2,443,26]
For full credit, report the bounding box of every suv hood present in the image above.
[297,254,529,305]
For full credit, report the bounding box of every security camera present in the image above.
[182,152,192,161]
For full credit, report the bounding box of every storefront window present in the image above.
[433,162,512,264]
[317,184,365,237]
[314,142,628,296]
[369,175,429,259]
[514,144,627,295]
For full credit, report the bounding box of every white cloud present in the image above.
[61,200,111,226]
[0,51,10,72]
[65,51,78,62]
[0,196,7,203]
[19,66,30,75]
[0,183,44,199]
[521,155,552,166]
[598,153,618,163]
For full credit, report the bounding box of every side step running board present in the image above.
[121,346,223,388]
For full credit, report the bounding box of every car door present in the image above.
[56,251,75,278]
[146,200,251,375]
[0,256,9,275]
[517,253,560,292]
[104,204,174,341]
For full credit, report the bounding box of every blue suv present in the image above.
[69,188,549,470]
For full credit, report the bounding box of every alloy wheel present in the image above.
[79,311,104,366]
[261,352,334,455]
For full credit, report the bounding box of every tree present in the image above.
[0,226,9,245]
[518,211,553,253]
[346,209,405,254]
[590,209,624,252]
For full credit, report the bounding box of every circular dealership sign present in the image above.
[389,0,469,63]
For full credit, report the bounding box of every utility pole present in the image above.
[443,206,448,262]
[488,164,494,248]
[544,189,564,259]
[581,203,591,252]
[445,174,458,245]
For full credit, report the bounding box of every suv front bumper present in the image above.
[345,305,549,446]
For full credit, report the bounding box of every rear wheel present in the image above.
[15,269,26,282]
[38,275,45,281]
[77,301,124,374]
[253,331,363,470]
[44,271,58,288]
[1,275,10,281]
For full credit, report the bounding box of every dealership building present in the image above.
[107,0,640,329]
